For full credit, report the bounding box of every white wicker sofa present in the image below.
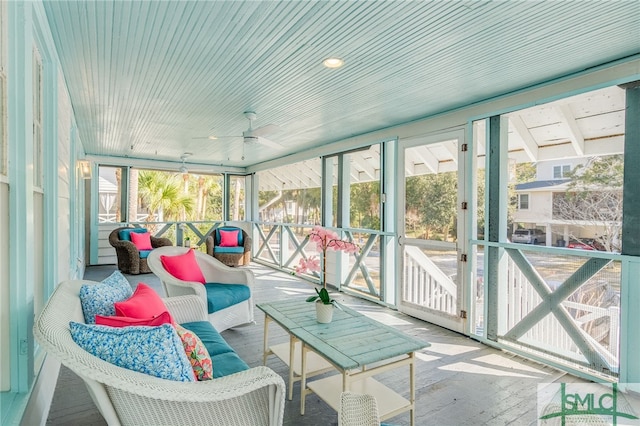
[34,279,285,426]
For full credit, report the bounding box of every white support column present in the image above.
[545,224,552,247]
[244,174,255,223]
[321,157,333,227]
[485,116,509,340]
[337,154,350,228]
[381,139,397,305]
[249,173,259,257]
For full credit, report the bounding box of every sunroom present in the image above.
[2,1,640,425]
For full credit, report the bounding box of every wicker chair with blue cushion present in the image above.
[205,226,251,267]
[108,226,172,275]
[147,246,254,332]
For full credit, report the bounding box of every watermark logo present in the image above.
[538,383,639,425]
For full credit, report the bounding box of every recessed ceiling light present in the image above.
[208,135,218,140]
[323,57,344,68]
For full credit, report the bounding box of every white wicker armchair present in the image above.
[339,392,380,426]
[147,246,255,332]
[34,280,285,426]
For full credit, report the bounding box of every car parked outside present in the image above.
[567,238,605,251]
[511,228,546,245]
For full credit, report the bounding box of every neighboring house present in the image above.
[98,176,118,222]
[513,159,616,247]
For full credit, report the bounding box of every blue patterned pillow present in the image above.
[69,322,195,382]
[79,271,133,324]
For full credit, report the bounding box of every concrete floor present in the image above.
[46,262,618,426]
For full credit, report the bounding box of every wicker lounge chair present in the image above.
[147,246,254,332]
[33,280,285,426]
[205,226,252,267]
[108,226,172,274]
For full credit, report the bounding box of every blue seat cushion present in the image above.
[180,321,249,378]
[139,249,152,259]
[211,352,250,378]
[204,283,251,314]
[118,227,148,241]
[215,227,244,246]
[214,246,245,254]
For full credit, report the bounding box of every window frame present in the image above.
[553,164,571,179]
[517,193,529,210]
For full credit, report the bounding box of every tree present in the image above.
[194,175,222,221]
[552,155,623,251]
[350,181,380,230]
[137,170,194,222]
[476,168,485,237]
[405,171,457,241]
[258,190,281,222]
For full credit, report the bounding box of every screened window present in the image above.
[228,175,245,221]
[518,194,529,210]
[257,159,322,224]
[137,169,222,222]
[326,144,381,230]
[471,86,626,373]
[348,145,381,230]
[98,166,124,223]
[553,164,571,179]
[98,166,223,225]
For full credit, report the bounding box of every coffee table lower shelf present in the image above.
[268,341,334,400]
[306,375,410,421]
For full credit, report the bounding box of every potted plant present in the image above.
[306,287,337,323]
[295,226,359,323]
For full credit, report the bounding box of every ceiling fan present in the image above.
[179,152,192,174]
[197,111,284,150]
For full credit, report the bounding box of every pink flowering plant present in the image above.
[295,226,359,305]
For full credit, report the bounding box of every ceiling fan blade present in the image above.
[191,135,241,140]
[257,136,284,150]
[248,123,281,138]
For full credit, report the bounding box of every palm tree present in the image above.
[195,175,223,221]
[138,170,194,222]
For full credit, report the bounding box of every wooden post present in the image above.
[485,116,508,341]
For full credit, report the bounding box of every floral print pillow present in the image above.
[69,322,195,382]
[175,324,213,381]
[79,271,133,324]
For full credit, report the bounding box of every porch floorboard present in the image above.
[46,263,598,426]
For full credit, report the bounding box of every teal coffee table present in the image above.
[257,298,429,425]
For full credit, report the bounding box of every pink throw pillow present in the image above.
[130,231,153,250]
[95,311,173,327]
[114,283,174,323]
[160,249,206,284]
[219,229,240,247]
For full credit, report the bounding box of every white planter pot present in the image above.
[315,302,334,323]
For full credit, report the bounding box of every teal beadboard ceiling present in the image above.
[43,1,640,169]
